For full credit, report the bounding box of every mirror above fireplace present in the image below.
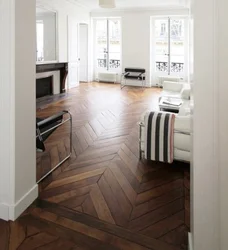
[36,7,57,62]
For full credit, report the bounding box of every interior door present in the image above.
[79,24,88,82]
[68,16,79,89]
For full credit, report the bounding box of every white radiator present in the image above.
[157,76,182,87]
[97,72,118,83]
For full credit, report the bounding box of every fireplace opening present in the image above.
[36,76,53,99]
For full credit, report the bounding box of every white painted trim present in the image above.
[192,0,220,249]
[91,6,189,13]
[9,184,38,221]
[188,233,193,250]
[0,184,38,221]
[0,204,9,221]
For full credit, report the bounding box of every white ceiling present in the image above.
[73,0,189,11]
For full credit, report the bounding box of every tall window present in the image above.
[152,17,187,77]
[94,18,121,73]
[36,21,44,62]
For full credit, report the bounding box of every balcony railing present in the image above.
[156,62,184,73]
[98,59,121,69]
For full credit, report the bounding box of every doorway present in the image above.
[151,16,189,85]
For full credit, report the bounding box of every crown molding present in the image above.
[91,5,189,13]
[66,0,92,10]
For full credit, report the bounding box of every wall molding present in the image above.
[0,185,38,221]
[188,233,193,250]
[0,203,10,221]
[9,184,38,221]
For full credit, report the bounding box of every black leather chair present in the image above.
[36,110,72,183]
[121,67,146,89]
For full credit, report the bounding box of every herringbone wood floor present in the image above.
[0,82,190,250]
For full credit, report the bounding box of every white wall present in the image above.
[0,0,15,220]
[91,8,189,86]
[192,0,228,249]
[0,0,38,221]
[218,0,228,249]
[13,0,38,218]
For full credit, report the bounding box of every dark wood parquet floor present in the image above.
[0,82,190,250]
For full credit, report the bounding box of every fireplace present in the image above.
[36,76,53,99]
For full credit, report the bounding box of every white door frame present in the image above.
[67,16,79,89]
[79,23,89,82]
[192,0,220,248]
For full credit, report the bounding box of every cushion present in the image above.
[180,87,191,99]
[174,115,192,133]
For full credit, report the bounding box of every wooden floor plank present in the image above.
[0,220,9,250]
[98,175,128,226]
[45,168,105,190]
[90,185,115,224]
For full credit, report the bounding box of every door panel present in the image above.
[79,24,88,82]
[68,17,79,89]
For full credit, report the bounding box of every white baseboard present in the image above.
[0,203,9,221]
[188,232,193,250]
[8,184,38,221]
[122,81,151,88]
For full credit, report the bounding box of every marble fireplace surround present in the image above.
[36,62,68,95]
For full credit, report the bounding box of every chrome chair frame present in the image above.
[36,110,72,184]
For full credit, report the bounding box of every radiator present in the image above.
[97,72,118,83]
[157,76,181,87]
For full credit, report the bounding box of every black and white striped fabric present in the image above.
[144,111,175,163]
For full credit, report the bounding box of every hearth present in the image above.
[36,76,53,99]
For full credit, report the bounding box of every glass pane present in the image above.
[96,20,108,69]
[155,19,169,72]
[108,19,121,69]
[170,19,185,73]
[36,21,44,61]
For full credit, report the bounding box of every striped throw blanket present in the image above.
[144,111,175,163]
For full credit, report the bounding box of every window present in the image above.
[36,21,44,62]
[94,18,121,73]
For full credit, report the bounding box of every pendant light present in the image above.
[99,0,116,8]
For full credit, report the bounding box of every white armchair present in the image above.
[160,81,191,100]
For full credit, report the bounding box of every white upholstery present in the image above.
[161,81,191,100]
[141,115,191,162]
[140,112,192,163]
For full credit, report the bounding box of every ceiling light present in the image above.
[99,0,116,8]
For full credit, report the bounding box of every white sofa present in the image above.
[139,81,192,162]
[140,114,191,162]
[160,81,191,101]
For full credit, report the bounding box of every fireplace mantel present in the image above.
[36,62,68,93]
